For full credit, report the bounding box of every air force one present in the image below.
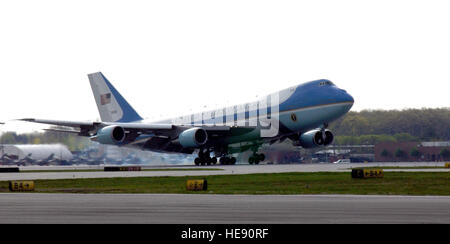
[21,72,354,165]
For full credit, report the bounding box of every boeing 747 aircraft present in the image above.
[21,72,354,165]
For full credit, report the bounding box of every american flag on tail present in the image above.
[100,93,111,105]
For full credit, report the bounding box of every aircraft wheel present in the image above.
[211,157,217,165]
[204,156,211,165]
[230,157,236,165]
[225,157,231,165]
[194,157,201,166]
[258,153,265,161]
[248,156,254,164]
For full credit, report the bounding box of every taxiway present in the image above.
[0,193,448,224]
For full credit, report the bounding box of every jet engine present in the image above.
[94,125,126,145]
[178,127,208,148]
[298,129,334,148]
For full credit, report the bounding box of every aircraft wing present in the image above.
[20,118,96,128]
[18,118,252,137]
[18,118,175,136]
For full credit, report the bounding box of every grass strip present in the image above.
[0,171,448,195]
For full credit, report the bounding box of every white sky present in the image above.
[0,0,449,133]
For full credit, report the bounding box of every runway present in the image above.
[0,162,448,181]
[0,193,449,224]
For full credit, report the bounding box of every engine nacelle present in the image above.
[298,129,334,148]
[95,125,126,145]
[178,127,208,148]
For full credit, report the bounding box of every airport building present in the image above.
[0,144,73,161]
[375,141,450,162]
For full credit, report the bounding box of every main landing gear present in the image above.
[194,156,236,165]
[248,153,265,165]
[194,148,237,166]
[219,156,236,165]
[194,149,217,166]
[194,156,217,166]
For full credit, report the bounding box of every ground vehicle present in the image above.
[333,159,351,164]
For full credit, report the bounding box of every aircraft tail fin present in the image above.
[88,72,143,122]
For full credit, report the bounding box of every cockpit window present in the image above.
[319,81,334,86]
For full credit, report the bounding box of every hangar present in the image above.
[0,144,73,160]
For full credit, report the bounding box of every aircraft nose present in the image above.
[335,89,354,114]
[345,91,354,104]
[338,89,354,104]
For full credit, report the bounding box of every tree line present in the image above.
[330,108,450,145]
